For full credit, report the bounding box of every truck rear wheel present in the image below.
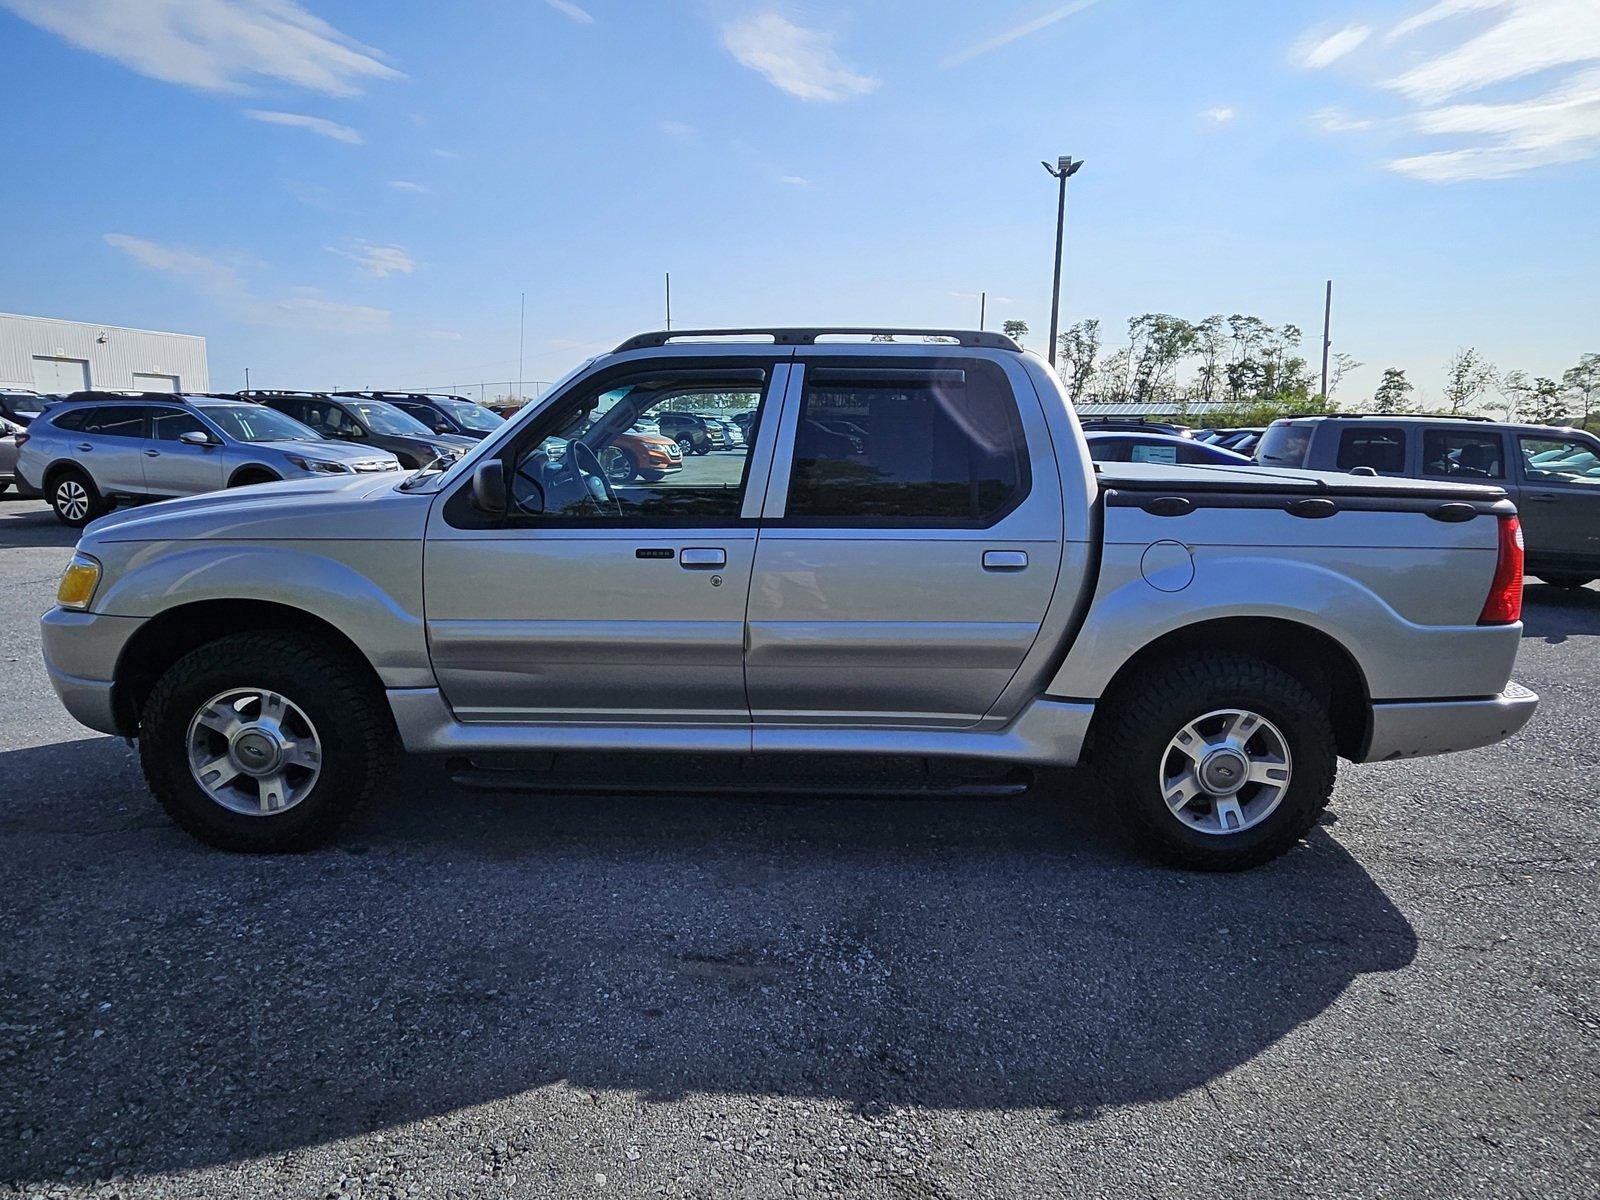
[138,631,396,852]
[1097,652,1335,871]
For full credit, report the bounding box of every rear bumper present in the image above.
[1359,683,1538,762]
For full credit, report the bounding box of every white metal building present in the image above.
[0,312,209,395]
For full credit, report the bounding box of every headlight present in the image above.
[286,455,349,474]
[57,552,101,611]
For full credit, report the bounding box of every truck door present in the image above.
[423,356,787,724]
[746,353,1064,728]
[1513,430,1600,577]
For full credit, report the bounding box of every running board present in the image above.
[448,757,1034,800]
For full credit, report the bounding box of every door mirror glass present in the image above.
[472,459,508,516]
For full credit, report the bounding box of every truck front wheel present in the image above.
[138,631,396,852]
[1097,652,1336,871]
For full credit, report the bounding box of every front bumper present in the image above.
[1360,683,1538,762]
[40,607,145,736]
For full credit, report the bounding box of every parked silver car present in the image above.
[40,327,1536,870]
[16,393,401,526]
[0,415,40,495]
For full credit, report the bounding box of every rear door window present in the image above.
[82,407,150,438]
[783,362,1028,526]
[1422,429,1505,479]
[1336,427,1407,473]
[52,407,91,432]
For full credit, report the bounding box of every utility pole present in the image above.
[665,272,672,331]
[1042,156,1085,366]
[979,292,986,331]
[1320,279,1333,402]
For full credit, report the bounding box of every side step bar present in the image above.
[448,757,1034,800]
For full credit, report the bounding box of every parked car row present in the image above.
[11,388,500,526]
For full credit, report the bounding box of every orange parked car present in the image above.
[600,424,684,482]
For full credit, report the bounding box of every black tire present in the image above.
[600,446,639,483]
[1535,574,1595,590]
[1096,652,1336,872]
[48,467,107,528]
[674,435,694,456]
[0,481,10,495]
[138,631,397,852]
[228,469,280,488]
[693,443,711,456]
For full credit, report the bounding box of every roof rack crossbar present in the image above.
[1341,411,1494,421]
[613,327,1022,353]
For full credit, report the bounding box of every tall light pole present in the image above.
[1320,279,1333,404]
[1042,155,1084,367]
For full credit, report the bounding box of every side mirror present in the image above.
[471,459,508,516]
[434,421,453,434]
[178,430,216,447]
[1348,465,1378,477]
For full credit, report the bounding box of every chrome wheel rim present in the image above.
[1159,708,1292,836]
[56,480,88,521]
[186,688,323,816]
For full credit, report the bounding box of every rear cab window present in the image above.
[783,361,1028,526]
[1255,422,1313,467]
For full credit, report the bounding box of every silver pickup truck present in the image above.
[40,328,1538,870]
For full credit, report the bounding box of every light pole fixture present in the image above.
[1042,155,1084,367]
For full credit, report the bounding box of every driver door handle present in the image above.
[680,547,726,570]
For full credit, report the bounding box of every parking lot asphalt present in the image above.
[0,492,1595,1199]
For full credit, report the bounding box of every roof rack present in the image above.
[332,390,470,402]
[1326,412,1495,422]
[236,389,333,402]
[613,327,1022,353]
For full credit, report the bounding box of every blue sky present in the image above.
[1,0,1595,403]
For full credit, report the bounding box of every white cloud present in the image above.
[543,0,593,24]
[1290,23,1372,69]
[328,241,416,278]
[778,174,811,186]
[722,13,878,102]
[942,0,1103,68]
[425,330,465,341]
[387,180,429,194]
[1386,0,1600,103]
[658,120,697,138]
[245,109,362,144]
[1200,105,1236,124]
[0,0,400,96]
[103,232,390,332]
[1311,106,1375,133]
[432,147,462,160]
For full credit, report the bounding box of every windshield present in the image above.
[1256,423,1313,467]
[6,396,44,415]
[437,397,503,433]
[202,405,322,443]
[349,400,432,436]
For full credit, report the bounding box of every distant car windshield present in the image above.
[6,395,44,415]
[437,397,503,433]
[1256,423,1313,467]
[203,405,322,443]
[349,400,432,436]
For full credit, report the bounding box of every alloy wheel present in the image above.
[1158,708,1293,836]
[185,687,324,816]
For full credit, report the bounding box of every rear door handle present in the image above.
[680,547,726,569]
[76,442,92,452]
[144,449,161,457]
[983,550,1029,571]
[1526,492,1557,502]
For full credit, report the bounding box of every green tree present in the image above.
[1373,367,1414,414]
[1562,352,1600,429]
[1441,348,1496,415]
[1326,352,1362,401]
[1495,369,1532,422]
[1127,313,1197,403]
[1191,315,1226,402]
[1525,376,1569,425]
[1056,318,1100,403]
[1001,319,1029,346]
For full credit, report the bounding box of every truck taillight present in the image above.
[1477,515,1524,626]
[12,431,27,448]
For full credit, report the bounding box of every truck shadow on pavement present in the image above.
[0,737,1417,1184]
[1520,583,1600,644]
[0,500,76,551]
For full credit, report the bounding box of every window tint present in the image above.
[1256,423,1313,467]
[1085,438,1130,463]
[784,363,1026,524]
[52,407,90,432]
[150,409,208,441]
[505,368,766,522]
[1422,429,1504,479]
[1520,435,1600,487]
[82,406,148,438]
[1336,427,1406,473]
